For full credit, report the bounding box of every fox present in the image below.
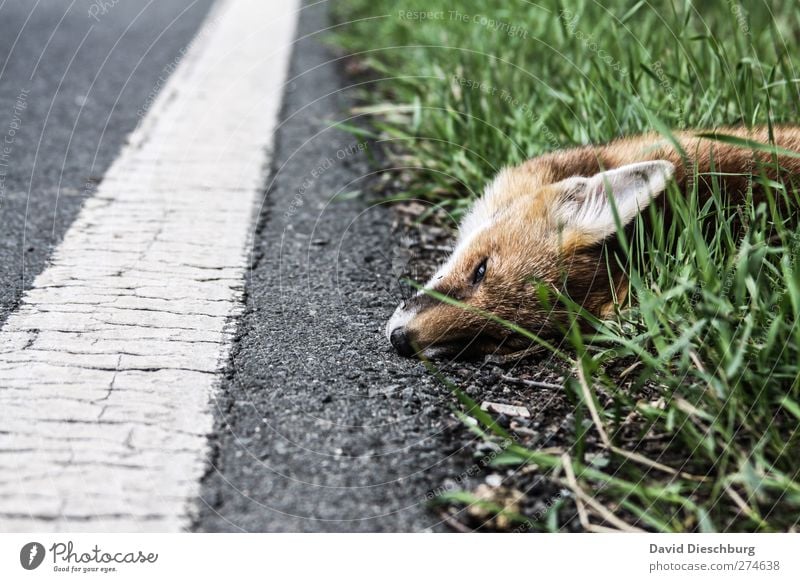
[386,125,800,359]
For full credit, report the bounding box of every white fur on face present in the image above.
[385,300,418,340]
[456,169,512,239]
[421,175,503,289]
[386,179,499,340]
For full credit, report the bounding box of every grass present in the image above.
[330,0,800,531]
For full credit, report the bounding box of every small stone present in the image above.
[480,401,531,418]
[485,474,503,487]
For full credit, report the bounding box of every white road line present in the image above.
[0,0,299,532]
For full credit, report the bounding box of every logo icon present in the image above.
[20,542,45,570]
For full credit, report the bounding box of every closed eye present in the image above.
[472,258,488,285]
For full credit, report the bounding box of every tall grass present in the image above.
[331,0,800,531]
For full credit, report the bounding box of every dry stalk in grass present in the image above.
[435,509,473,533]
[575,365,710,483]
[500,374,562,389]
[484,345,546,364]
[724,485,768,529]
[561,453,645,533]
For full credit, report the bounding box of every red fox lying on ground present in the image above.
[386,126,800,358]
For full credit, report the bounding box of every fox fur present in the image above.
[387,126,800,359]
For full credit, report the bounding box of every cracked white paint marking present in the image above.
[0,0,298,532]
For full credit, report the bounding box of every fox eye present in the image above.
[472,259,488,285]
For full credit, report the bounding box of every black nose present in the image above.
[390,327,415,357]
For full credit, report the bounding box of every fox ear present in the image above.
[554,160,675,244]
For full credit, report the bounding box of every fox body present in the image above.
[387,126,800,358]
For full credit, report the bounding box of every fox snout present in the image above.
[385,294,433,357]
[386,291,528,359]
[386,286,523,359]
[388,326,414,357]
[386,302,414,356]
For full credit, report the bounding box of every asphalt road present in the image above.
[193,1,476,532]
[0,0,214,326]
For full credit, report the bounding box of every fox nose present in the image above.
[390,327,415,357]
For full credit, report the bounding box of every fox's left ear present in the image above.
[554,160,675,244]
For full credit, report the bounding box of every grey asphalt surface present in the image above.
[0,0,214,326]
[193,1,476,532]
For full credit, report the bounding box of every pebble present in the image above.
[485,474,503,487]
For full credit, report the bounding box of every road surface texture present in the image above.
[0,0,214,326]
[193,1,479,532]
[0,0,299,531]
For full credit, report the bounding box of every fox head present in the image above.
[386,160,675,358]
